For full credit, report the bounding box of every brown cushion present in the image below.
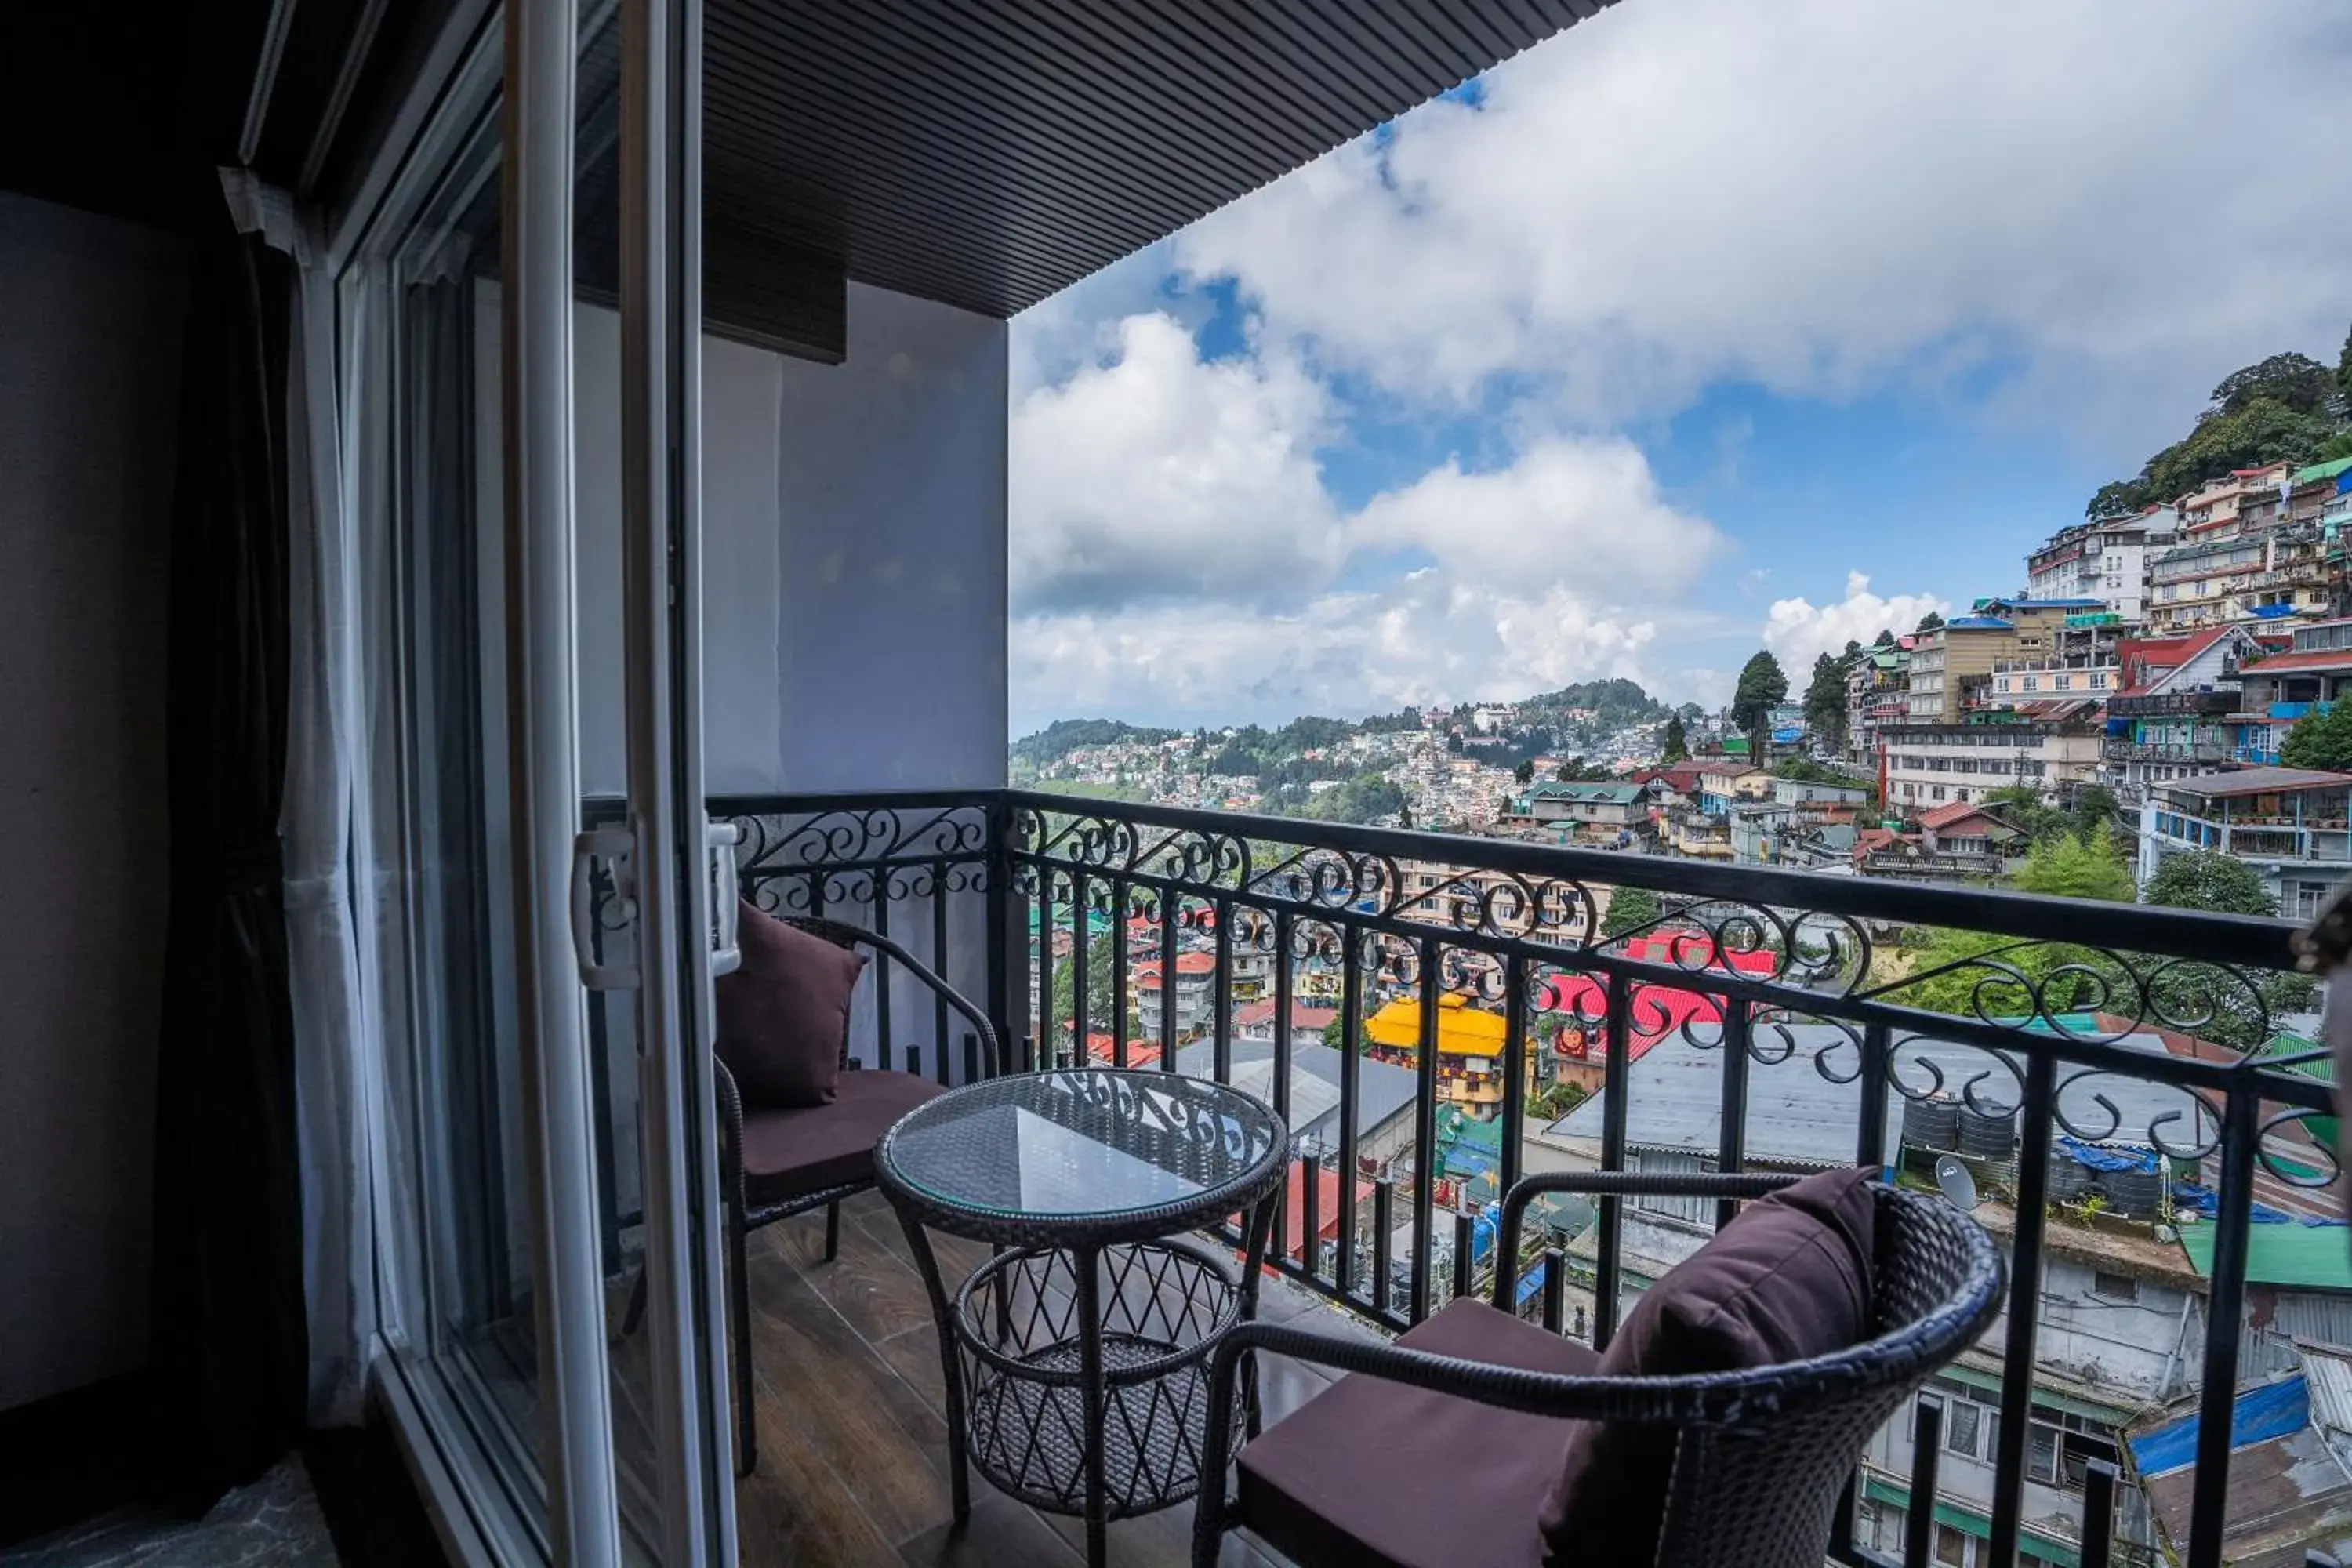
[1237,1297,1598,1568]
[715,900,866,1109]
[738,1068,942,1207]
[1540,1167,1879,1566]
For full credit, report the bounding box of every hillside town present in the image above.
[1021,452,2352,924]
[1018,447,2352,1563]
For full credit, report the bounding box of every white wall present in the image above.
[770,284,1007,791]
[0,194,185,1410]
[552,279,1007,795]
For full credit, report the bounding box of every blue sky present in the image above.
[1004,0,2352,736]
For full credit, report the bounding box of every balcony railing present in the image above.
[601,788,2329,1568]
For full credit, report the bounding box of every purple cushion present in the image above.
[738,1068,942,1206]
[714,900,866,1109]
[1539,1167,1879,1565]
[1238,1297,1597,1568]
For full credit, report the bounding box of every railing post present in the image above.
[1371,1179,1394,1319]
[1715,996,1751,1231]
[1335,924,1363,1303]
[1594,971,1631,1349]
[2080,1458,2115,1568]
[1452,1209,1473,1304]
[986,794,1012,1079]
[931,859,952,1083]
[1410,936,1440,1325]
[1905,1394,1944,1568]
[2188,1081,2259,1568]
[1501,952,1527,1196]
[1988,1050,2056,1568]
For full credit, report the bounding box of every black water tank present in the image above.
[1903,1097,1959,1152]
[2103,1165,2164,1219]
[2045,1145,2089,1204]
[1958,1105,2017,1160]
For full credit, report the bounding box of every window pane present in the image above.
[1946,1401,1982,1457]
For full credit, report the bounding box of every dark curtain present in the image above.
[146,202,308,1510]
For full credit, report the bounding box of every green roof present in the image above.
[2179,1222,2352,1292]
[2294,456,2352,488]
[1527,782,1642,804]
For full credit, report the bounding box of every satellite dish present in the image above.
[1935,1156,1981,1214]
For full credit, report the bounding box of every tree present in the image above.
[2209,352,2336,418]
[1915,610,1945,633]
[2085,479,2147,521]
[1513,759,1536,786]
[1730,651,1788,763]
[2008,822,2136,903]
[2339,320,2352,410]
[1446,730,1465,755]
[1049,933,1120,1056]
[1874,629,1896,648]
[1601,885,1662,938]
[2319,430,2352,463]
[1659,715,1690,764]
[2144,850,2277,916]
[1842,639,1863,659]
[1802,650,1849,753]
[2281,702,2352,772]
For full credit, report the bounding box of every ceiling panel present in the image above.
[703,0,1617,318]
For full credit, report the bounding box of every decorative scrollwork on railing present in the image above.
[732,804,988,877]
[1860,937,2299,1053]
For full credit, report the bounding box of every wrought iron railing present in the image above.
[619,787,2335,1568]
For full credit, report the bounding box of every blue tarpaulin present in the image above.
[2058,1136,2155,1173]
[2128,1375,2308,1479]
[2171,1182,2296,1224]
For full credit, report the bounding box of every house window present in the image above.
[2091,1270,2138,1303]
[1944,1399,1982,1458]
[1935,1523,1969,1566]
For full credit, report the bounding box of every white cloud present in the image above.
[1762,572,1948,670]
[1008,336,1726,727]
[1174,0,2352,451]
[1010,312,1340,614]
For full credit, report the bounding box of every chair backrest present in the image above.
[1644,1183,2003,1568]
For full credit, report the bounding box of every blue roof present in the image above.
[1974,596,2107,611]
[1947,615,2014,630]
[2129,1374,2309,1479]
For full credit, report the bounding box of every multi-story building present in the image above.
[2224,615,2352,766]
[1363,993,1512,1120]
[1906,599,2107,724]
[1694,763,1775,815]
[2138,767,2352,920]
[2023,506,2180,619]
[1883,719,2104,811]
[2146,460,2348,632]
[1509,779,1653,840]
[1987,615,2123,707]
[1847,637,1914,767]
[1134,950,1217,1037]
[2101,626,2263,806]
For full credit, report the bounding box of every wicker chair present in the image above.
[626,914,1000,1478]
[1192,1171,2005,1568]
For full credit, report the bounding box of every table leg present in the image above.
[1238,1195,1278,1443]
[894,1207,970,1523]
[1076,1243,1108,1568]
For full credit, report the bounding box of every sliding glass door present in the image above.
[345,0,731,1560]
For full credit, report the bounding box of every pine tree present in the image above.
[1660,715,1689,764]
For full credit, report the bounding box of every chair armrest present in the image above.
[1494,1171,1795,1306]
[713,1055,746,1221]
[785,916,1000,1077]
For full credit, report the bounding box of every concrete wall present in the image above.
[0,194,185,1411]
[561,279,1008,795]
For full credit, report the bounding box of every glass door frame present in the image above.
[328,0,734,1559]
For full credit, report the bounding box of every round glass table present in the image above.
[873,1069,1287,1566]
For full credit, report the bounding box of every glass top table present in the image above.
[873,1069,1290,1565]
[877,1067,1287,1243]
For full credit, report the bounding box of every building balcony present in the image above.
[585,789,2331,1567]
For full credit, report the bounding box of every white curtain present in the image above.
[223,169,376,1426]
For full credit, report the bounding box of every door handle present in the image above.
[708,818,744,976]
[570,825,641,990]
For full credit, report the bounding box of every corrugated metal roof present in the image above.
[698,0,1621,318]
[1543,1025,2204,1173]
[2179,1224,2352,1293]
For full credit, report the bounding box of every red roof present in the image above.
[2238,648,2352,675]
[2115,627,2235,698]
[1918,802,2014,835]
[1078,1033,1161,1067]
[1133,952,1218,987]
[1272,1162,1367,1254]
[1631,764,1704,793]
